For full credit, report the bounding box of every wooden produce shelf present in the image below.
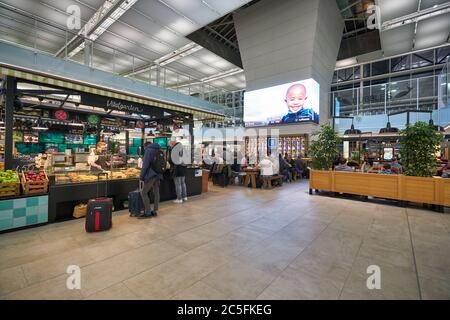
[21,171,49,195]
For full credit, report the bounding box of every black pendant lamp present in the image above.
[380,115,399,133]
[344,119,361,135]
[429,118,445,132]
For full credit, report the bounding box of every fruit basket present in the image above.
[0,170,20,197]
[21,171,49,195]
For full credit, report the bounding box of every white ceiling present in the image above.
[0,0,250,93]
[377,0,450,56]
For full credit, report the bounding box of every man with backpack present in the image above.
[139,142,165,218]
[168,140,188,204]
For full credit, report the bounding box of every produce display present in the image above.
[0,170,19,183]
[23,171,47,182]
[22,170,49,195]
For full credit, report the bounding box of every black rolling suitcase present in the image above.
[85,173,113,232]
[128,181,144,217]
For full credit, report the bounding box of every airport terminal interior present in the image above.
[0,0,449,300]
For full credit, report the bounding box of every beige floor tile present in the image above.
[79,240,183,297]
[357,241,415,270]
[340,258,420,300]
[419,275,450,300]
[209,225,272,257]
[84,282,139,300]
[164,229,215,252]
[288,248,353,283]
[308,227,363,262]
[172,281,228,300]
[21,247,96,286]
[236,239,305,277]
[258,267,343,300]
[202,259,275,299]
[1,181,448,300]
[191,220,239,238]
[413,239,450,279]
[0,236,80,271]
[2,274,83,300]
[0,266,28,297]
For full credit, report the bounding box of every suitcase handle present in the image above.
[96,172,109,198]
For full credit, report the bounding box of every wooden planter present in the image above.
[21,171,49,195]
[309,170,450,206]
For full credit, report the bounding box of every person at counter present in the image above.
[88,142,111,172]
[139,142,164,218]
[168,140,188,204]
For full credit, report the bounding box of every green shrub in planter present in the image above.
[400,121,443,177]
[309,125,341,170]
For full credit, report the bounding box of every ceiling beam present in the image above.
[121,42,203,77]
[167,68,243,90]
[55,0,139,58]
[381,2,450,32]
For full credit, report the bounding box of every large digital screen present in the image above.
[244,79,320,126]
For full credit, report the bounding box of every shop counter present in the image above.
[48,167,203,222]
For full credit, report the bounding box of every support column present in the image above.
[5,76,15,170]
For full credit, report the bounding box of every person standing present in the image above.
[169,140,188,204]
[139,142,164,218]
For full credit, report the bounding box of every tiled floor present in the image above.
[1,181,449,300]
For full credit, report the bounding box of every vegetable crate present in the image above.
[0,181,20,197]
[0,171,20,198]
[21,171,49,195]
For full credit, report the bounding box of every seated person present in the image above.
[294,157,307,177]
[281,84,319,124]
[379,163,395,175]
[279,154,292,182]
[334,158,355,172]
[361,159,374,173]
[347,160,360,170]
[258,155,274,176]
[391,158,403,174]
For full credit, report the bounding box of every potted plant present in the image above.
[400,121,443,177]
[309,125,341,170]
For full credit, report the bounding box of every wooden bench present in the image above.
[261,175,284,189]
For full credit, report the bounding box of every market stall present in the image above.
[0,76,205,232]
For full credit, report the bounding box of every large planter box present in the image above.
[310,170,450,206]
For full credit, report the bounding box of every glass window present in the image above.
[371,60,390,76]
[436,46,450,64]
[391,55,410,72]
[338,67,354,82]
[354,66,361,80]
[412,49,434,68]
[332,71,338,84]
[363,64,370,78]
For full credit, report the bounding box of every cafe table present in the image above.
[242,168,260,188]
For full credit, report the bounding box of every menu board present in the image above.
[65,134,83,144]
[83,135,97,145]
[39,132,65,144]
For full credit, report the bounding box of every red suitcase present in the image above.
[85,173,113,232]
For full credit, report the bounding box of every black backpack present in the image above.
[152,150,166,174]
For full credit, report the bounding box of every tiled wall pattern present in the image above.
[0,196,48,231]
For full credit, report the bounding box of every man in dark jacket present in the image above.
[169,140,188,203]
[139,143,163,217]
